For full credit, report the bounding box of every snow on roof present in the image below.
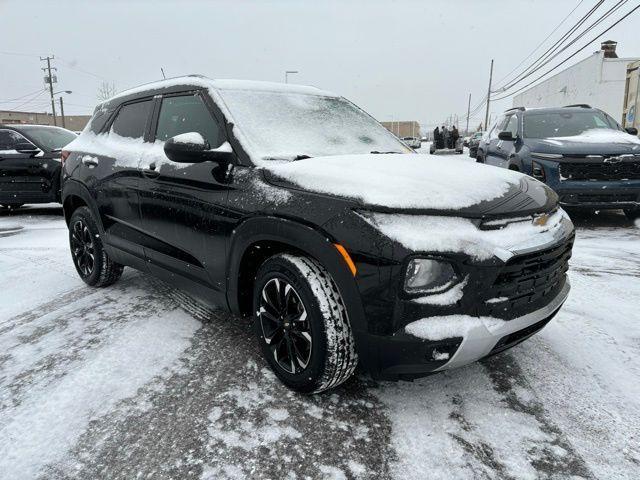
[108,75,336,103]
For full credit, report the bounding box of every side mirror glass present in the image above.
[164,132,234,164]
[15,142,41,155]
[498,131,514,141]
[625,127,638,136]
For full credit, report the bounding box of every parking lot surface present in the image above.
[1,152,639,479]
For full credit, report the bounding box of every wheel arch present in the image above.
[227,216,367,335]
[62,180,103,232]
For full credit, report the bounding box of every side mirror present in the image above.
[15,142,41,155]
[164,132,234,164]
[498,131,514,141]
[625,127,638,136]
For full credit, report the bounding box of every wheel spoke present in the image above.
[259,277,313,374]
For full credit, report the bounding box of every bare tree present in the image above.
[96,81,117,102]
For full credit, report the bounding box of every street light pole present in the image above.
[465,93,471,135]
[285,70,299,83]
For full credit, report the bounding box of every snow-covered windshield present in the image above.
[13,126,77,151]
[218,90,409,161]
[523,111,619,139]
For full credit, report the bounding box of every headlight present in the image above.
[531,152,563,159]
[404,258,458,294]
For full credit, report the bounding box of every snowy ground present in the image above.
[1,148,639,479]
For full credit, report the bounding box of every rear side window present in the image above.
[155,94,224,147]
[110,100,153,139]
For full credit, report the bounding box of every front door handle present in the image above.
[81,155,99,167]
[142,163,160,178]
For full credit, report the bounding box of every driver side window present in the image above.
[505,115,518,137]
[155,94,224,148]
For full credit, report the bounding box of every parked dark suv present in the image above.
[0,124,77,208]
[61,76,574,393]
[476,105,640,219]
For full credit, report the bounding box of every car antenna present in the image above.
[160,68,167,79]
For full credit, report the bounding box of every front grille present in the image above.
[561,193,637,204]
[560,160,640,181]
[482,237,573,317]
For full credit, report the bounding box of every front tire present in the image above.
[69,206,124,287]
[253,254,358,394]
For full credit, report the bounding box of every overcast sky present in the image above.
[1,0,638,130]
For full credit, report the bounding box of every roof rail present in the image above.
[505,106,526,112]
[563,104,591,108]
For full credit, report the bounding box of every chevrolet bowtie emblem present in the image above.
[533,214,549,226]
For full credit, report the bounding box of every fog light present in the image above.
[405,258,458,294]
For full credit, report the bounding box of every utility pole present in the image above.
[59,97,66,128]
[484,59,494,132]
[41,55,57,126]
[465,93,471,134]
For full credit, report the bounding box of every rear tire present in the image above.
[253,253,358,394]
[69,206,123,287]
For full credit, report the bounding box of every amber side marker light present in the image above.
[333,243,357,276]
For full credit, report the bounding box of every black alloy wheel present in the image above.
[70,219,95,277]
[258,277,313,374]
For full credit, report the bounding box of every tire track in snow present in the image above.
[481,353,594,479]
[37,281,394,480]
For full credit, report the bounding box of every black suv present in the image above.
[476,105,640,219]
[61,76,574,393]
[0,124,77,208]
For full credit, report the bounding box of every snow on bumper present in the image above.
[403,280,570,371]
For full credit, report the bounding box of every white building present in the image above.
[513,41,639,123]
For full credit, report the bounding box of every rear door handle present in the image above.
[81,155,98,167]
[142,163,160,178]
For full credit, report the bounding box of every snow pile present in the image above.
[549,128,640,145]
[65,131,164,168]
[267,154,523,210]
[405,314,505,341]
[364,208,572,260]
[412,277,468,306]
[172,131,205,145]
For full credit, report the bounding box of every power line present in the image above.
[493,0,606,94]
[495,0,587,86]
[495,0,629,96]
[8,90,48,111]
[491,1,640,101]
[0,88,46,104]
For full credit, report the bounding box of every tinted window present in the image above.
[0,129,32,151]
[523,110,617,138]
[155,94,223,147]
[110,100,153,139]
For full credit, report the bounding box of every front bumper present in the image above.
[534,158,640,209]
[436,279,569,370]
[364,281,569,380]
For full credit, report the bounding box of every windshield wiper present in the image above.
[294,154,312,161]
[51,148,62,153]
[370,150,402,154]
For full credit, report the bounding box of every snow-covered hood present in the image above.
[264,154,556,216]
[527,129,640,157]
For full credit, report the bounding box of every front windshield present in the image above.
[218,90,410,161]
[14,126,77,151]
[523,111,618,138]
